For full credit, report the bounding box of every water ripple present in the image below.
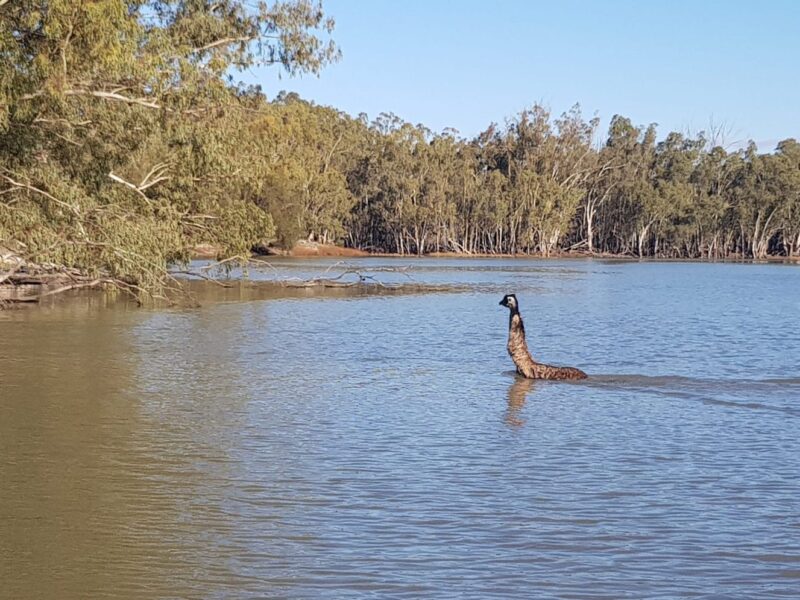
[1,259,799,598]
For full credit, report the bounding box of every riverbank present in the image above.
[254,241,800,262]
[3,245,798,309]
[0,265,114,307]
[281,244,800,263]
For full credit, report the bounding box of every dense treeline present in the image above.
[2,2,798,298]
[223,96,800,260]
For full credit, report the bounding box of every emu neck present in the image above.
[506,309,535,377]
[508,308,523,335]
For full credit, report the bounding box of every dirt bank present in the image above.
[287,241,369,257]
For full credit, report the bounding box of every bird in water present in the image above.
[499,293,587,380]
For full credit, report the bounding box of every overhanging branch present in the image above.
[0,173,81,214]
[194,36,256,53]
[21,88,165,111]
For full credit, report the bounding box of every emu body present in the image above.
[500,294,587,381]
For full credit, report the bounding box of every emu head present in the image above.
[499,294,518,310]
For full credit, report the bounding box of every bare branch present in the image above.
[194,36,256,53]
[77,89,163,110]
[0,173,81,214]
[7,279,109,303]
[33,117,93,127]
[199,255,250,271]
[108,171,154,204]
[283,265,413,289]
[108,161,171,201]
[21,89,165,111]
[168,270,234,287]
[0,262,24,285]
[138,162,171,190]
[49,129,82,146]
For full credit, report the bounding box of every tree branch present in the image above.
[33,117,93,127]
[168,270,234,287]
[0,261,24,285]
[108,171,154,204]
[21,89,165,111]
[0,173,81,214]
[6,279,109,303]
[138,162,171,190]
[194,36,256,53]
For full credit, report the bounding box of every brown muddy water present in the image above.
[1,258,800,599]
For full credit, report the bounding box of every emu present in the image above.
[499,293,587,380]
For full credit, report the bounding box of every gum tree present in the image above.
[1,0,338,296]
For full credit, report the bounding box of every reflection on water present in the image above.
[505,376,535,427]
[2,258,800,599]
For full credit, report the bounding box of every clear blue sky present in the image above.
[243,0,799,150]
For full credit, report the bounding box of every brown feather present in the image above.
[506,312,587,381]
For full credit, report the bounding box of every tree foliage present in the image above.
[1,0,338,296]
[336,106,799,259]
[2,1,799,305]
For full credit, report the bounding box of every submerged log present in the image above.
[1,276,110,304]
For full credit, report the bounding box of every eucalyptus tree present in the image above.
[730,143,785,259]
[251,94,358,247]
[772,139,800,257]
[3,1,798,285]
[690,144,738,258]
[589,116,657,255]
[1,0,338,293]
[647,132,704,256]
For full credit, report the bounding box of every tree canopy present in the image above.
[1,0,338,294]
[2,1,798,302]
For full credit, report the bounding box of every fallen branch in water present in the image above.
[168,269,235,287]
[2,278,112,303]
[198,255,251,271]
[2,253,420,308]
[0,261,24,284]
[176,258,413,289]
[282,269,386,288]
[281,263,413,288]
[0,249,146,307]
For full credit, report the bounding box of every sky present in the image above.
[243,0,800,150]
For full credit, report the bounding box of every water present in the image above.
[2,259,799,599]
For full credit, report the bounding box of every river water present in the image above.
[1,258,799,599]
